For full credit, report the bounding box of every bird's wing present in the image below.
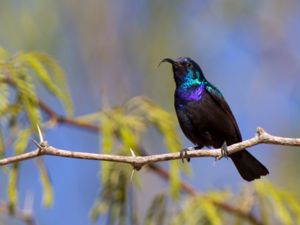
[205,84,242,141]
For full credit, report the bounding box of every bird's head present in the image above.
[160,57,205,87]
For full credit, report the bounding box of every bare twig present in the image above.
[0,128,299,169]
[38,100,99,132]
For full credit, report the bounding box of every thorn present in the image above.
[37,124,44,143]
[32,139,44,154]
[130,148,137,182]
[32,139,42,149]
[32,138,48,154]
[256,127,265,136]
[130,169,135,182]
[130,148,136,157]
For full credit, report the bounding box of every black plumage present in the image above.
[161,57,269,181]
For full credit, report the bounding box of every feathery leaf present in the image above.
[36,159,53,207]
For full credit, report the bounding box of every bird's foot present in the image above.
[216,141,229,161]
[221,141,229,158]
[180,146,195,163]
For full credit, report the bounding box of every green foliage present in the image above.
[0,75,8,115]
[169,160,180,198]
[79,96,184,195]
[1,48,300,225]
[125,96,189,197]
[11,70,40,133]
[7,129,31,212]
[99,112,115,185]
[81,96,184,223]
[14,128,31,155]
[90,163,133,224]
[20,52,72,116]
[7,164,18,214]
[140,180,300,225]
[36,159,53,207]
[97,105,146,191]
[0,48,72,126]
[80,96,300,225]
[126,96,181,154]
[0,48,72,214]
[170,191,229,225]
[255,180,300,225]
[144,193,167,225]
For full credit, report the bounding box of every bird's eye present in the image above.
[186,63,192,68]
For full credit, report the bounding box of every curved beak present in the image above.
[158,58,175,67]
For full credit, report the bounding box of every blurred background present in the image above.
[0,0,300,224]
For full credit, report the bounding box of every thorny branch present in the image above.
[0,127,299,169]
[1,82,298,225]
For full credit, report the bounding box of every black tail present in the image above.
[230,150,269,182]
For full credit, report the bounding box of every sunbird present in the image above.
[161,57,269,181]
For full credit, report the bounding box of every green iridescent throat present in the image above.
[175,69,206,102]
[177,69,203,89]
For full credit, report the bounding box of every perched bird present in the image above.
[161,57,269,181]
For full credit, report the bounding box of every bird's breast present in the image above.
[175,84,205,110]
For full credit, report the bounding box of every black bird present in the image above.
[161,57,269,181]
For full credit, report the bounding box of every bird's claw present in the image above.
[180,147,194,163]
[180,149,189,163]
[216,141,229,161]
[221,141,229,159]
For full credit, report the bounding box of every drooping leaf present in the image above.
[11,72,40,134]
[14,128,31,155]
[18,53,72,116]
[198,198,222,225]
[0,74,9,115]
[144,193,167,225]
[6,128,32,213]
[91,163,131,225]
[255,180,297,225]
[256,190,270,225]
[7,164,18,214]
[169,161,180,199]
[284,192,300,224]
[99,112,115,184]
[36,159,53,207]
[170,190,230,225]
[29,52,72,116]
[123,96,186,198]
